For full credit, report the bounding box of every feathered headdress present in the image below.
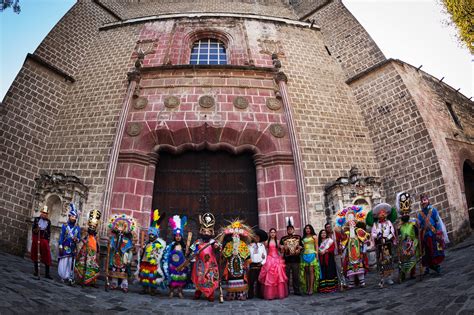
[108,213,137,234]
[169,214,187,236]
[285,216,294,229]
[68,203,78,217]
[148,209,165,237]
[218,219,256,244]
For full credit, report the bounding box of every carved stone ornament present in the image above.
[133,97,148,110]
[233,96,249,109]
[266,98,282,111]
[269,123,286,138]
[164,95,180,109]
[199,95,215,108]
[126,122,142,137]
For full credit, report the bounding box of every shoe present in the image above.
[208,295,215,302]
[433,265,441,275]
[45,274,53,280]
[193,290,202,300]
[424,268,430,275]
[169,291,174,298]
[178,292,184,299]
[387,279,394,285]
[122,288,128,293]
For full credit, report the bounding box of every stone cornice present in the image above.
[99,12,321,31]
[26,53,75,83]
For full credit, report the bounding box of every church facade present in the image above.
[1,0,473,256]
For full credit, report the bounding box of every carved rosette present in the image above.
[164,95,181,109]
[266,98,282,111]
[233,96,249,109]
[269,123,286,138]
[133,97,148,110]
[126,122,142,137]
[199,95,215,109]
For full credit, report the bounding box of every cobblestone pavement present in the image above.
[1,234,474,315]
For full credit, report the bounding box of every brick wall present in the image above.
[0,60,70,255]
[102,0,297,20]
[308,0,386,80]
[291,0,329,19]
[395,61,474,241]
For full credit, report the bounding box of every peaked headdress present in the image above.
[199,212,216,235]
[396,192,412,216]
[149,209,165,237]
[169,214,187,236]
[285,216,294,229]
[68,203,78,217]
[87,209,101,231]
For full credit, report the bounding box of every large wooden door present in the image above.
[152,150,258,241]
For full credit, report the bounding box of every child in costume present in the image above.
[31,206,53,279]
[219,219,254,301]
[107,214,137,293]
[190,212,221,302]
[75,209,101,286]
[258,228,288,300]
[318,229,339,293]
[366,203,397,288]
[336,205,370,289]
[396,192,420,281]
[163,214,188,298]
[299,224,319,295]
[58,203,81,284]
[139,210,166,296]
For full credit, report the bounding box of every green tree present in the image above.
[441,0,474,53]
[0,0,20,13]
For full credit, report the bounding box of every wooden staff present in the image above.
[37,225,41,280]
[184,231,193,256]
[105,237,111,291]
[177,232,224,272]
[82,234,89,288]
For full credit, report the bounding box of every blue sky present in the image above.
[0,0,472,100]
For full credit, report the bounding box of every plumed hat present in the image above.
[219,219,256,244]
[366,203,397,226]
[285,216,294,229]
[149,209,166,237]
[169,214,187,236]
[68,203,78,217]
[335,205,366,227]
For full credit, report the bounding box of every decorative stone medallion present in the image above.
[126,122,142,137]
[133,97,148,110]
[266,98,282,111]
[199,95,215,108]
[269,123,286,138]
[233,96,249,109]
[164,95,180,109]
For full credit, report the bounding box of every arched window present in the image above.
[190,38,227,65]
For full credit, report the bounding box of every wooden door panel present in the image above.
[152,150,258,241]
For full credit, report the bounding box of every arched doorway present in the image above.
[463,160,474,228]
[152,150,259,240]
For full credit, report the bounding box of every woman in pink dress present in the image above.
[258,228,289,300]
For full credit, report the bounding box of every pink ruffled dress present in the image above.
[258,241,288,300]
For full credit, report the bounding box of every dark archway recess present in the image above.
[152,150,258,241]
[463,160,474,228]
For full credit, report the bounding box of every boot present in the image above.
[33,263,38,277]
[45,265,53,280]
[193,290,202,300]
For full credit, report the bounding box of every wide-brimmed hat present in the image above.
[40,205,48,214]
[372,203,392,218]
[254,228,268,242]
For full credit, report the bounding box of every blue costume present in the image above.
[58,204,81,283]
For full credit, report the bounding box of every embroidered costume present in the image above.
[396,192,420,281]
[191,212,221,302]
[31,206,53,279]
[279,217,302,295]
[258,229,288,300]
[58,204,81,284]
[367,202,398,288]
[418,194,446,275]
[139,209,166,295]
[75,209,101,286]
[107,214,137,293]
[318,234,338,293]
[336,205,370,289]
[219,220,254,301]
[299,225,320,295]
[163,214,188,298]
[248,229,267,299]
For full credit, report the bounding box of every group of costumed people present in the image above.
[30,192,448,300]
